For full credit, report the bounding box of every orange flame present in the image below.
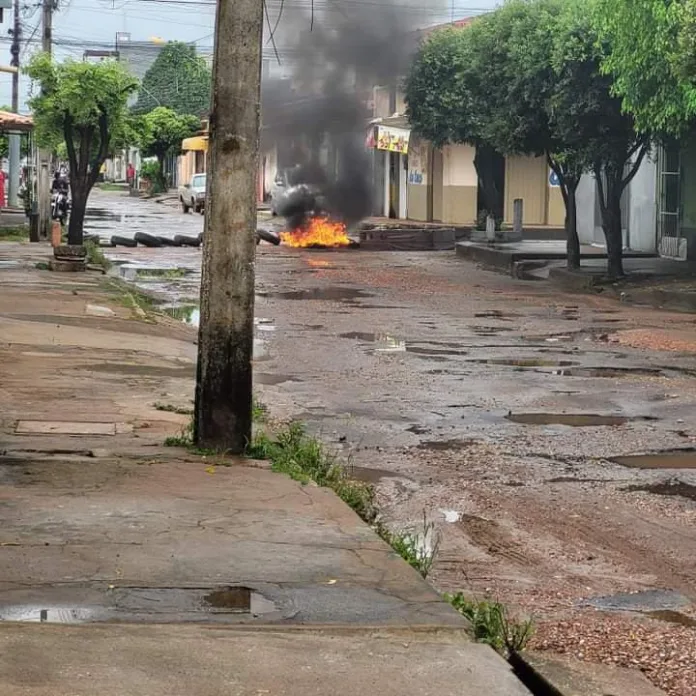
[281,216,351,248]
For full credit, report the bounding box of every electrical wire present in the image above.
[262,0,281,65]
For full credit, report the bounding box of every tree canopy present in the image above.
[405,0,652,277]
[140,106,199,189]
[594,0,696,135]
[27,54,139,244]
[133,42,211,116]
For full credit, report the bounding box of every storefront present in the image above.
[368,118,410,219]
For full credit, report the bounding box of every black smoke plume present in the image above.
[262,1,441,230]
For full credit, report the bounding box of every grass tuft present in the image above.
[0,226,28,242]
[377,513,440,578]
[84,239,111,271]
[446,593,534,655]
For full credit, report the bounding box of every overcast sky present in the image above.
[0,0,501,111]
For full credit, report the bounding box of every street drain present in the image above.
[612,450,696,469]
[506,413,632,427]
[623,480,696,501]
[471,358,578,368]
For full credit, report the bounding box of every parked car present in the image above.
[178,173,207,214]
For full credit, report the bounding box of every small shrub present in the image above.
[475,209,503,232]
[164,419,194,448]
[446,593,534,655]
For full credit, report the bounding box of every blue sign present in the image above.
[549,170,561,187]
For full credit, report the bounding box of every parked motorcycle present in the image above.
[51,189,70,224]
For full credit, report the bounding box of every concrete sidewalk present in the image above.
[0,243,530,695]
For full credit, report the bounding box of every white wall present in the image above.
[628,152,657,252]
[576,175,595,245]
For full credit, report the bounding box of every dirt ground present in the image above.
[247,243,696,696]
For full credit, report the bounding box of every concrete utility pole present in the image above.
[37,0,53,238]
[194,0,264,452]
[8,0,21,208]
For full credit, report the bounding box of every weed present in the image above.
[377,513,440,578]
[84,239,111,271]
[246,422,377,521]
[446,593,534,655]
[35,261,50,270]
[137,268,188,279]
[101,278,159,321]
[154,402,194,416]
[252,396,267,423]
[0,226,28,242]
[97,182,128,192]
[164,419,194,448]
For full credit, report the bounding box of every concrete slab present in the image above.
[14,421,131,436]
[0,624,531,696]
[512,650,667,696]
[0,459,461,627]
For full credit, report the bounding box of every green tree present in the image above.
[26,54,139,245]
[594,0,694,136]
[405,26,505,221]
[140,106,199,191]
[133,42,211,116]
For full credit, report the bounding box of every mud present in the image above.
[623,481,696,500]
[77,363,195,378]
[612,450,696,469]
[647,610,696,628]
[506,413,640,427]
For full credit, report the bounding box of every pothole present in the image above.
[612,450,696,469]
[646,610,696,628]
[506,413,642,427]
[582,589,689,613]
[550,366,664,378]
[259,287,372,302]
[622,480,696,501]
[471,358,579,368]
[348,466,412,483]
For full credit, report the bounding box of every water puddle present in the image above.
[259,287,373,302]
[646,610,696,628]
[506,413,634,427]
[550,366,664,378]
[255,373,302,386]
[474,310,519,320]
[471,358,578,368]
[340,333,468,357]
[582,589,689,613]
[0,586,278,624]
[349,466,411,483]
[612,450,696,469]
[623,481,696,501]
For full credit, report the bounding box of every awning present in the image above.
[182,135,208,152]
[0,110,33,133]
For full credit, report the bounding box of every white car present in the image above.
[178,173,206,214]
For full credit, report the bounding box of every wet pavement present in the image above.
[47,191,696,694]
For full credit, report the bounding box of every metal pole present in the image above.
[8,0,21,208]
[37,0,53,239]
[194,0,264,452]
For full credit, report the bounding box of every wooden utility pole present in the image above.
[194,0,264,453]
[37,0,53,239]
[7,0,21,208]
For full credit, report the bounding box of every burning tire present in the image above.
[257,229,281,246]
[157,236,181,247]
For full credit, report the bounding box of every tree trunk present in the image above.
[67,184,86,246]
[603,190,624,279]
[473,144,504,221]
[565,180,580,270]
